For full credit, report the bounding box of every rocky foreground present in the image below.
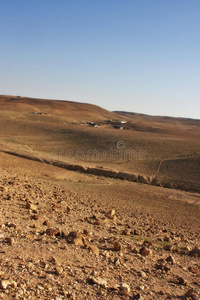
[0,168,199,300]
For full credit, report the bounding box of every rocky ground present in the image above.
[0,160,200,299]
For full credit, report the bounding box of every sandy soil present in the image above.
[0,152,199,300]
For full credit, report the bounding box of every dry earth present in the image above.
[0,96,200,299]
[0,151,199,300]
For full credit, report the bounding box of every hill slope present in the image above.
[0,95,122,122]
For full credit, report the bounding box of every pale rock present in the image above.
[108,209,115,218]
[88,277,107,288]
[66,231,83,244]
[26,202,37,211]
[88,245,99,255]
[0,279,17,290]
[118,282,130,293]
[74,237,84,246]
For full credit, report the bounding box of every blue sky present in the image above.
[0,0,199,118]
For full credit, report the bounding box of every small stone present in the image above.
[26,202,37,211]
[139,247,151,256]
[46,228,60,236]
[5,237,14,246]
[143,240,152,248]
[137,285,144,291]
[66,231,83,243]
[43,220,50,226]
[31,215,39,220]
[113,241,122,251]
[55,267,63,275]
[118,282,130,293]
[73,237,84,246]
[138,271,146,278]
[122,229,131,235]
[155,259,171,273]
[178,276,186,285]
[88,245,99,255]
[0,280,9,290]
[132,291,143,299]
[108,209,115,218]
[0,279,17,290]
[87,277,107,288]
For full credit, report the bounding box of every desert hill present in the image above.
[0,95,200,193]
[0,95,123,122]
[114,110,200,125]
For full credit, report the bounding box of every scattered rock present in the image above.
[87,277,107,288]
[26,202,37,211]
[0,280,9,290]
[0,279,17,290]
[122,229,131,235]
[73,237,84,246]
[4,237,14,245]
[177,276,187,285]
[143,240,152,248]
[113,241,122,251]
[155,259,171,273]
[88,245,99,255]
[139,247,151,256]
[55,266,63,275]
[117,282,130,295]
[31,214,39,220]
[43,220,50,226]
[138,271,147,278]
[66,231,84,246]
[131,291,143,299]
[46,228,60,236]
[108,209,115,219]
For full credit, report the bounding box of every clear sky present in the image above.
[0,0,199,118]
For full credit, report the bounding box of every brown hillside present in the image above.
[0,95,123,122]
